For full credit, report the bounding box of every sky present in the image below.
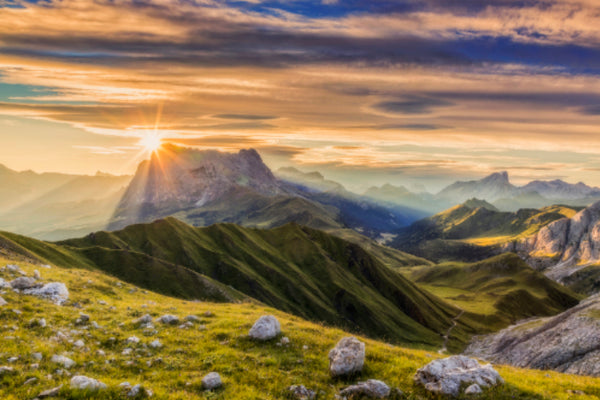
[1,0,600,192]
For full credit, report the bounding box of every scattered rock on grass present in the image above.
[10,277,38,290]
[248,315,281,340]
[23,282,69,305]
[465,384,483,395]
[70,375,107,391]
[157,315,179,325]
[329,337,365,377]
[37,385,62,398]
[201,372,222,390]
[414,355,503,396]
[51,355,75,369]
[0,366,15,376]
[339,379,390,398]
[0,296,7,306]
[288,384,316,399]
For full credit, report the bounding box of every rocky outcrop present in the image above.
[23,282,69,305]
[248,315,281,341]
[505,201,600,283]
[465,294,600,377]
[414,355,503,396]
[328,337,365,377]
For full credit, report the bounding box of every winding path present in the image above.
[438,309,465,354]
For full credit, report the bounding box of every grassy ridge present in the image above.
[1,257,599,400]
[403,253,582,332]
[56,218,462,348]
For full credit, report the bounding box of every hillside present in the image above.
[1,258,598,399]
[404,253,581,333]
[390,201,579,262]
[2,219,466,349]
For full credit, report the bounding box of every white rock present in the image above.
[184,315,200,322]
[157,314,179,325]
[51,355,75,369]
[340,379,391,398]
[149,339,162,349]
[23,282,69,305]
[91,321,100,329]
[32,352,43,361]
[280,336,290,345]
[0,366,15,376]
[37,385,62,398]
[122,348,133,356]
[0,296,7,306]
[414,355,503,396]
[135,314,153,325]
[70,375,107,391]
[73,340,85,348]
[6,264,20,273]
[201,372,222,390]
[328,336,365,377]
[33,270,41,280]
[128,384,152,397]
[465,384,483,394]
[126,336,140,344]
[248,315,281,340]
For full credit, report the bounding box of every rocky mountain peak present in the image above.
[482,171,509,184]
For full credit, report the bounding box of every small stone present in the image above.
[73,340,85,348]
[51,355,75,369]
[24,377,38,385]
[33,270,41,280]
[91,321,100,329]
[70,375,107,391]
[248,315,281,340]
[0,366,15,376]
[288,384,316,399]
[38,385,63,398]
[201,372,222,390]
[184,315,200,322]
[340,380,390,398]
[126,336,140,344]
[6,264,20,273]
[280,336,290,345]
[149,339,162,349]
[203,311,214,317]
[29,318,47,328]
[0,297,6,306]
[32,352,43,361]
[157,314,179,325]
[328,337,365,377]
[128,384,152,397]
[122,348,133,356]
[465,384,483,395]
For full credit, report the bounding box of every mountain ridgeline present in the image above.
[108,145,424,239]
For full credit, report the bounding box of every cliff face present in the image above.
[505,201,600,282]
[465,294,600,377]
[108,145,287,229]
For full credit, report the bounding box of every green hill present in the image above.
[2,219,466,349]
[404,253,581,331]
[1,257,598,400]
[390,201,579,262]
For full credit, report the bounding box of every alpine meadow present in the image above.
[1,1,600,399]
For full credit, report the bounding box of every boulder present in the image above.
[23,282,69,305]
[70,375,107,391]
[328,336,365,377]
[157,314,179,325]
[339,380,390,398]
[414,355,503,396]
[135,314,153,325]
[288,384,316,399]
[201,372,222,390]
[248,315,281,340]
[10,277,38,290]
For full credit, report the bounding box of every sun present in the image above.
[138,134,163,153]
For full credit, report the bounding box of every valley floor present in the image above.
[0,257,599,400]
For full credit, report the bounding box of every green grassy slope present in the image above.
[55,218,461,348]
[391,201,579,262]
[404,253,582,331]
[1,257,599,400]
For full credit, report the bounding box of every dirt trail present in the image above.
[438,309,465,354]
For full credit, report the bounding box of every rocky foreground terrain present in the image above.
[465,294,600,377]
[1,257,598,399]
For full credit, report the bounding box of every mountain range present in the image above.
[365,171,600,213]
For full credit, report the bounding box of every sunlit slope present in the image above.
[404,253,581,331]
[1,258,599,400]
[56,218,462,348]
[391,201,579,262]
